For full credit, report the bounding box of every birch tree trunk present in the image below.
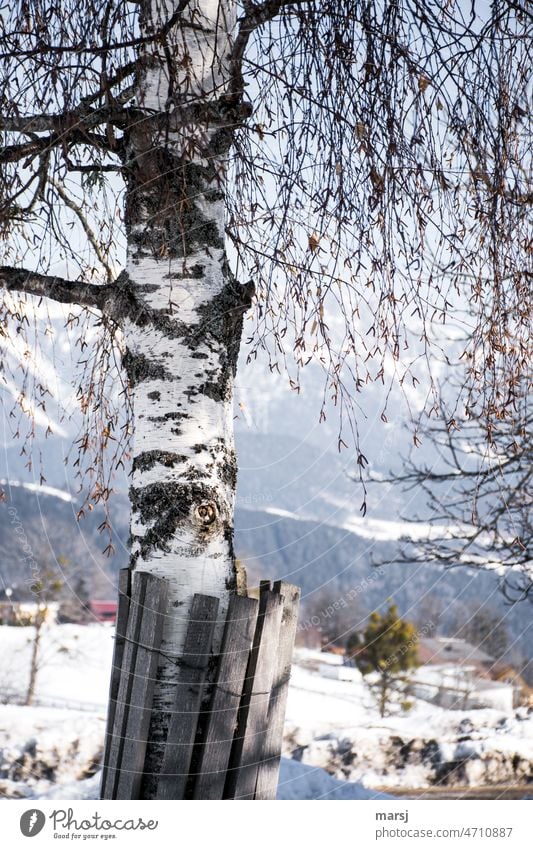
[120,0,249,796]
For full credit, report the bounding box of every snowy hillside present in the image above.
[0,301,416,488]
[2,480,532,671]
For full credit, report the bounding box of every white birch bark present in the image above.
[120,0,249,796]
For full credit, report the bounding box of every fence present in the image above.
[100,569,300,800]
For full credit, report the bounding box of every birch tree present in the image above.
[1,0,531,792]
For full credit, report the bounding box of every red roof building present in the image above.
[89,600,118,624]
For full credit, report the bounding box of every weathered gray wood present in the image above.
[254,582,300,799]
[192,594,258,799]
[156,594,219,800]
[101,576,300,801]
[223,587,272,798]
[100,568,131,799]
[115,573,167,799]
[102,572,158,799]
[225,587,284,800]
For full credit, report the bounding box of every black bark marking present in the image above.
[147,410,187,423]
[112,272,254,426]
[129,481,224,560]
[122,351,175,386]
[165,264,204,280]
[217,451,238,491]
[125,146,224,259]
[132,274,253,348]
[132,450,188,473]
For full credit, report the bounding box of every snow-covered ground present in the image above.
[0,702,388,801]
[0,626,532,799]
[0,705,105,798]
[0,623,114,708]
[0,625,388,800]
[284,659,533,789]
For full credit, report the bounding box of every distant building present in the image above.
[326,645,346,657]
[319,663,362,683]
[414,637,517,711]
[293,648,363,682]
[89,600,118,624]
[411,665,515,711]
[418,637,494,675]
[293,648,344,671]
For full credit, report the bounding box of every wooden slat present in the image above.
[192,594,258,799]
[115,573,167,799]
[225,587,284,800]
[254,582,300,799]
[156,594,219,800]
[100,568,131,799]
[102,571,149,799]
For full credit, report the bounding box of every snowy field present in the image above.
[284,663,533,789]
[0,625,532,799]
[0,623,114,709]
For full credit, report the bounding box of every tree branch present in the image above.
[230,0,314,97]
[0,3,204,61]
[49,178,114,281]
[0,267,113,311]
[0,106,135,135]
[0,99,253,144]
[0,267,159,327]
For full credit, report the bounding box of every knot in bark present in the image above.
[194,501,218,526]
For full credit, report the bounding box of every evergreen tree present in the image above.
[348,602,419,717]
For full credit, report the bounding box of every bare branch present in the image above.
[0,2,203,61]
[0,99,253,143]
[0,106,136,135]
[49,178,114,280]
[229,0,314,96]
[0,266,112,311]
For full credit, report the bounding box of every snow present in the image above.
[262,503,460,544]
[0,624,393,800]
[1,627,532,800]
[0,480,76,503]
[1,624,389,800]
[277,759,390,800]
[0,699,390,801]
[0,705,105,798]
[39,772,102,800]
[1,757,392,802]
[283,659,533,789]
[286,661,533,755]
[0,624,114,707]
